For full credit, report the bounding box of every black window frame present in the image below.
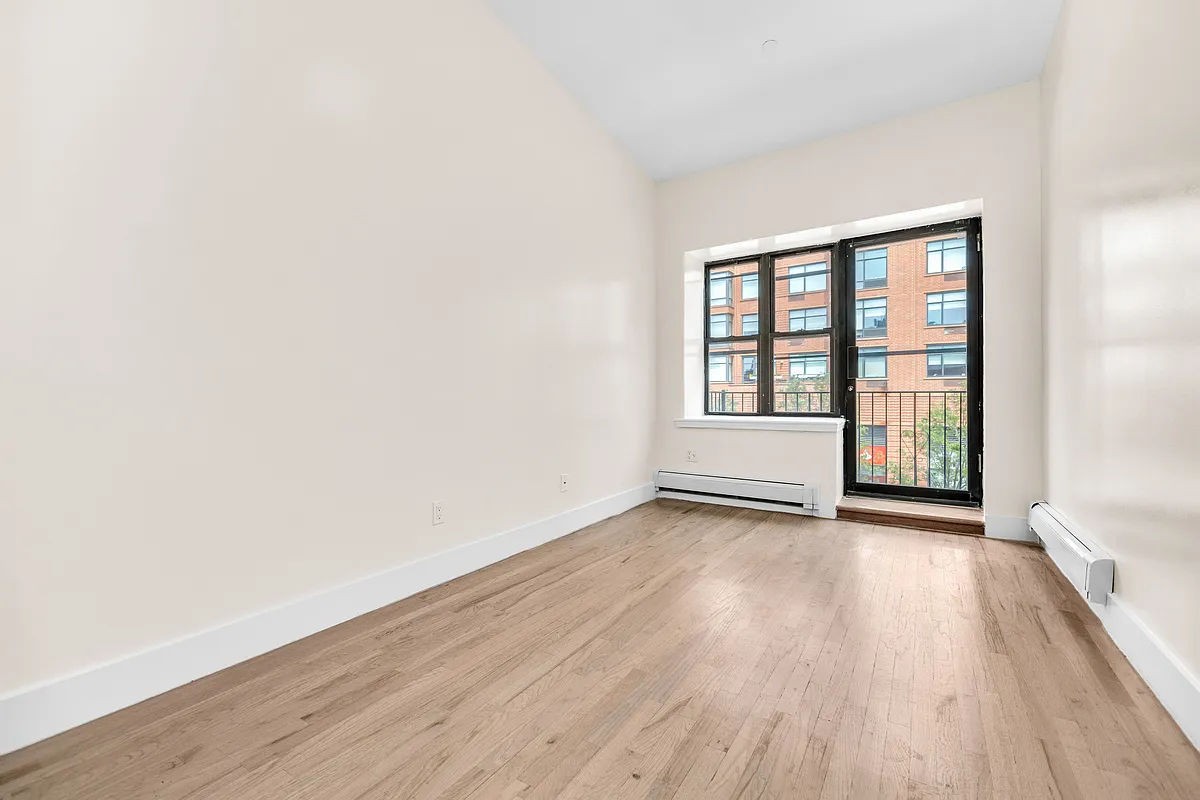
[703,245,840,417]
[703,215,982,498]
[841,218,983,507]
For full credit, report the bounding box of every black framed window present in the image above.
[788,307,827,332]
[703,219,978,429]
[855,297,888,339]
[709,271,732,306]
[704,260,761,414]
[703,247,835,416]
[927,290,967,326]
[927,237,967,273]
[858,346,888,379]
[926,344,967,377]
[787,261,827,294]
[854,247,887,289]
[710,313,732,337]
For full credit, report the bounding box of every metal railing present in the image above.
[775,391,831,413]
[706,391,831,414]
[855,391,967,490]
[707,391,757,414]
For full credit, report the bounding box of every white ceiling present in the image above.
[487,0,1062,179]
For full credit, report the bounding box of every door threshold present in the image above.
[837,495,984,536]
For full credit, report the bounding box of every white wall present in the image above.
[0,0,654,696]
[1042,0,1200,675]
[655,83,1044,527]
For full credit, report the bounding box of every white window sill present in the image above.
[674,416,845,432]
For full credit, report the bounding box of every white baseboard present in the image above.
[0,484,655,756]
[984,514,1038,542]
[1089,593,1200,749]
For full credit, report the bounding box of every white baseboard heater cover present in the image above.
[655,471,817,515]
[1029,502,1114,604]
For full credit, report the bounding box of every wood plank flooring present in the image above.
[2,500,1198,799]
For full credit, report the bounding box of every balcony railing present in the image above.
[856,391,967,490]
[706,391,831,414]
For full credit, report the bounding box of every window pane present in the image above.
[741,313,758,336]
[855,297,888,338]
[772,334,831,413]
[742,273,758,299]
[707,341,758,414]
[855,247,888,289]
[773,249,831,335]
[707,261,757,337]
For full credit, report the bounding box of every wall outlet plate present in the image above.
[432,502,445,526]
[686,450,697,462]
[559,474,569,492]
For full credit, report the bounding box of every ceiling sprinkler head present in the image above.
[761,39,779,61]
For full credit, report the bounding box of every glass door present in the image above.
[842,220,983,505]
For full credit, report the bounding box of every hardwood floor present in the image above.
[2,500,1198,799]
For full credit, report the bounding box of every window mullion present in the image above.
[759,253,773,416]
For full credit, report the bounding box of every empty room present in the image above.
[2,0,1199,797]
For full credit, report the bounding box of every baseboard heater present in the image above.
[1029,502,1114,604]
[655,471,817,515]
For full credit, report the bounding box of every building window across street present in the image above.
[927,237,967,273]
[927,290,967,326]
[927,344,967,377]
[859,347,888,379]
[855,247,888,289]
[709,271,732,306]
[787,262,827,294]
[788,307,826,332]
[856,297,888,339]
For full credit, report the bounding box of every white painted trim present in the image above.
[0,484,655,756]
[984,514,1038,542]
[1089,594,1200,749]
[674,416,845,432]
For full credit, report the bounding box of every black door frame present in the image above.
[839,218,984,506]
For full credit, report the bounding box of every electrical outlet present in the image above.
[432,501,445,526]
[559,473,569,493]
[686,450,698,463]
